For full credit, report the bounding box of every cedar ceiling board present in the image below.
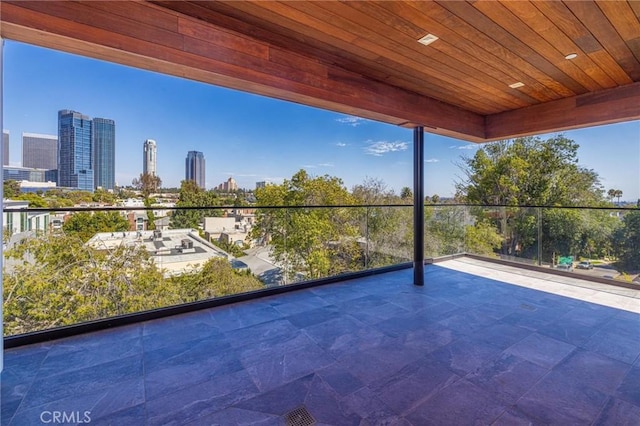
[596,1,640,64]
[155,0,497,112]
[9,0,185,51]
[352,59,503,115]
[630,1,640,20]
[532,1,632,85]
[486,82,640,140]
[374,0,560,103]
[471,1,601,93]
[189,2,516,113]
[406,0,574,99]
[342,1,549,105]
[436,0,586,96]
[298,0,537,108]
[204,0,504,113]
[500,1,616,89]
[564,1,640,81]
[0,1,485,141]
[196,0,525,113]
[184,0,532,112]
[177,18,270,62]
[277,1,530,111]
[76,0,179,33]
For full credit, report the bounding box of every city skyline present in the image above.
[3,40,639,200]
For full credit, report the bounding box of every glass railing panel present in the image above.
[3,205,268,336]
[463,205,503,259]
[274,206,365,283]
[424,205,466,258]
[365,205,413,268]
[540,207,636,283]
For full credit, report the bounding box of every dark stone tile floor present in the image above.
[2,264,639,425]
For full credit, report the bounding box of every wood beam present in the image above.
[0,1,486,141]
[486,82,640,140]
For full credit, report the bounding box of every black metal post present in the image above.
[413,127,424,286]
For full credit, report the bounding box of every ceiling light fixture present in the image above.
[509,82,525,88]
[565,53,578,60]
[418,34,439,46]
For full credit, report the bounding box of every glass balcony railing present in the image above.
[3,203,636,337]
[430,204,638,284]
[2,204,413,336]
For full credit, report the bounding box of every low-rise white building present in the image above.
[87,228,228,276]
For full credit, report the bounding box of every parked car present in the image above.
[576,261,594,270]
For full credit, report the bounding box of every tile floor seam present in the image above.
[7,345,54,424]
[590,395,614,426]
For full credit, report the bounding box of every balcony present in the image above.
[2,256,639,425]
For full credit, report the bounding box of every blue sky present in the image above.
[3,41,639,200]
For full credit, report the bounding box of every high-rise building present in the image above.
[143,139,157,176]
[92,118,116,190]
[58,110,94,191]
[22,133,58,170]
[2,130,9,166]
[185,151,205,189]
[217,177,238,192]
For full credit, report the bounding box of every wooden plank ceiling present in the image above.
[1,0,639,142]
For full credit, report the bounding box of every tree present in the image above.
[400,186,413,201]
[614,210,640,271]
[92,188,116,204]
[15,193,48,208]
[170,180,222,229]
[457,135,606,260]
[615,189,623,206]
[63,211,130,242]
[253,170,361,280]
[3,233,263,335]
[4,180,21,198]
[352,178,412,266]
[132,173,162,199]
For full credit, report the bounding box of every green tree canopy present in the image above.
[92,188,116,204]
[3,233,263,335]
[132,172,162,199]
[4,180,21,198]
[63,211,130,242]
[170,180,223,229]
[457,135,608,260]
[614,210,640,271]
[253,170,361,280]
[457,135,603,207]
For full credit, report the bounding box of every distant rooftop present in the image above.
[88,229,228,276]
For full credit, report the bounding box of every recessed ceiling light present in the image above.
[565,53,578,60]
[418,34,439,46]
[509,82,525,88]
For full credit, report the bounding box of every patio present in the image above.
[2,259,639,425]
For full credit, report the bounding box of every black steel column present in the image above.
[413,127,424,286]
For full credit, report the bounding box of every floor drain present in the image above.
[520,303,536,311]
[284,405,316,426]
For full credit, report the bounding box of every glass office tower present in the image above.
[58,110,94,191]
[93,118,116,190]
[185,150,205,189]
[22,133,58,170]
